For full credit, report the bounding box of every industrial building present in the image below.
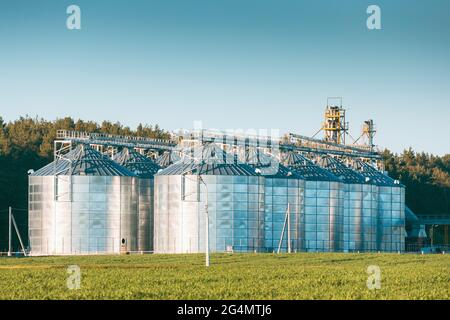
[27,103,413,255]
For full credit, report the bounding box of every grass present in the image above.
[0,253,449,300]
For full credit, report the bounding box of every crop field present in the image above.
[0,253,449,300]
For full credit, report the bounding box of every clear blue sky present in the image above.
[0,0,449,155]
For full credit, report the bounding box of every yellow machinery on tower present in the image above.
[313,97,348,145]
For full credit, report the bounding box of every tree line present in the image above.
[382,149,450,217]
[0,116,449,250]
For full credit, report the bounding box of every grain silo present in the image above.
[283,153,344,252]
[28,144,139,255]
[244,150,303,253]
[114,148,161,252]
[153,143,265,253]
[317,156,371,252]
[352,160,405,252]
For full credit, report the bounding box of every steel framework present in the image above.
[54,127,383,169]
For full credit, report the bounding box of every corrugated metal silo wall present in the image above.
[362,183,379,251]
[343,183,366,252]
[264,177,304,253]
[154,174,265,253]
[28,176,52,255]
[152,174,406,253]
[304,180,344,252]
[378,185,405,252]
[137,178,153,252]
[345,182,379,252]
[28,175,139,255]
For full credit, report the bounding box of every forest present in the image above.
[0,116,449,250]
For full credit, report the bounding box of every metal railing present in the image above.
[288,133,382,159]
[56,130,178,151]
[56,129,383,160]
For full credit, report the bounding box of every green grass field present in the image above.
[0,253,449,300]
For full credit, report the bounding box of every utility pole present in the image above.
[277,203,292,254]
[8,206,12,257]
[11,213,27,256]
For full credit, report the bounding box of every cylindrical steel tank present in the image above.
[153,143,265,253]
[244,150,303,253]
[283,153,344,252]
[352,160,405,252]
[318,156,372,252]
[114,148,161,252]
[28,144,139,255]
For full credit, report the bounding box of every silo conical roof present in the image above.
[317,155,366,184]
[282,152,340,181]
[156,151,181,167]
[156,143,260,176]
[114,148,161,178]
[244,149,301,179]
[352,159,400,187]
[31,144,136,176]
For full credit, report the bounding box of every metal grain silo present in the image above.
[244,150,303,253]
[114,148,161,252]
[28,144,138,255]
[352,160,405,252]
[317,156,371,252]
[153,143,265,253]
[283,153,344,252]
